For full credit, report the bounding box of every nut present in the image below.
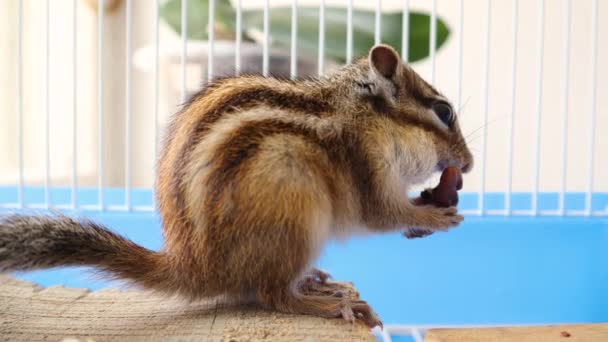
[413,167,463,207]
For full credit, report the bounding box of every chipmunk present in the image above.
[0,44,473,328]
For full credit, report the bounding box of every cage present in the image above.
[0,0,606,341]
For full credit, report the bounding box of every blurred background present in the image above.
[0,0,606,199]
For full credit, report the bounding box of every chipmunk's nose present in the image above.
[461,160,473,173]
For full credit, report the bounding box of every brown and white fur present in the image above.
[0,45,473,328]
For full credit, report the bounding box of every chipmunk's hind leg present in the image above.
[221,133,380,326]
[237,174,378,327]
[258,285,382,328]
[247,205,377,327]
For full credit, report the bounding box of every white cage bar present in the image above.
[290,0,298,79]
[72,0,78,209]
[478,0,491,214]
[16,0,24,209]
[346,0,353,64]
[208,0,215,82]
[235,0,243,76]
[505,0,519,215]
[153,0,160,209]
[586,0,599,216]
[125,0,132,211]
[559,0,571,216]
[45,0,51,208]
[401,0,409,62]
[456,0,464,111]
[430,0,437,84]
[318,0,325,76]
[263,0,270,77]
[375,0,382,45]
[181,0,187,102]
[531,0,546,216]
[97,0,104,210]
[0,0,605,218]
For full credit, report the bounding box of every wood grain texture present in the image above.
[425,324,608,342]
[0,275,374,342]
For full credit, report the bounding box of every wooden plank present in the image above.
[0,275,374,342]
[425,324,608,342]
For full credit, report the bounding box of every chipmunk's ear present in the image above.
[369,44,401,79]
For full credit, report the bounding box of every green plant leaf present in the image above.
[160,0,235,40]
[160,1,450,63]
[242,7,450,63]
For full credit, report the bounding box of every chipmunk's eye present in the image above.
[356,81,374,94]
[432,101,454,127]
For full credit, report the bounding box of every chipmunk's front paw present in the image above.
[404,228,435,239]
[302,268,332,284]
[299,269,360,299]
[417,205,463,230]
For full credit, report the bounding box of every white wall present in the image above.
[0,0,606,194]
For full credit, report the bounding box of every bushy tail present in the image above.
[0,214,171,290]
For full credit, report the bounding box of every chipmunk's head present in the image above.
[341,44,474,175]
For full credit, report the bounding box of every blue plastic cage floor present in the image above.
[2,187,607,332]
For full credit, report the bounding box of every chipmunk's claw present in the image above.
[339,299,382,328]
[404,228,435,239]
